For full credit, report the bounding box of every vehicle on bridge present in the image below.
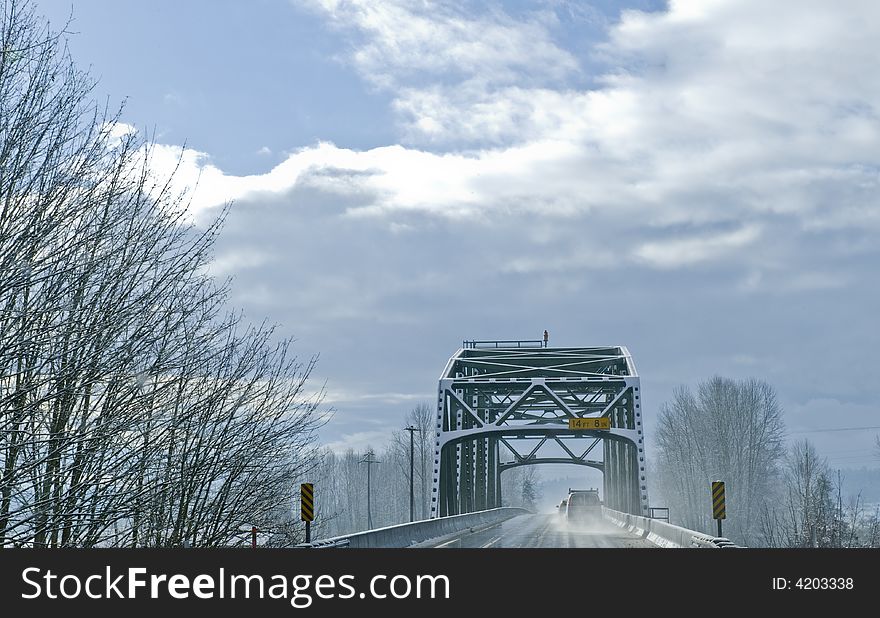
[565,488,601,523]
[556,499,567,516]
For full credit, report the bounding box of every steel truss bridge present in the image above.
[430,341,648,519]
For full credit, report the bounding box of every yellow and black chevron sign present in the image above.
[712,481,726,520]
[301,483,314,522]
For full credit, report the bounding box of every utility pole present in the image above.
[360,450,380,530]
[405,425,422,522]
[837,469,842,548]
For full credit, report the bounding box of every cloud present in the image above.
[301,0,582,146]
[129,1,880,464]
[101,121,138,150]
[205,249,273,277]
[634,225,762,269]
[141,0,880,287]
[306,0,577,87]
[322,430,395,454]
[322,388,430,406]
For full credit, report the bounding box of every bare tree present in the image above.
[0,0,326,547]
[759,440,836,547]
[389,403,433,519]
[520,466,540,511]
[757,440,880,548]
[310,403,436,538]
[654,376,785,544]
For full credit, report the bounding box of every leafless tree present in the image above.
[519,466,541,511]
[761,440,836,547]
[389,402,433,519]
[308,402,547,539]
[758,440,880,548]
[654,376,785,544]
[0,0,325,547]
[309,403,437,537]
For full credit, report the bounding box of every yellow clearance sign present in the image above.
[301,483,314,522]
[568,417,611,430]
[712,481,726,520]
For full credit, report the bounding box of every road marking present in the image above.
[435,538,461,548]
[481,536,502,548]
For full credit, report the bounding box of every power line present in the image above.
[789,425,880,434]
[823,447,877,454]
[828,455,880,461]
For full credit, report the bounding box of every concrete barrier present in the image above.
[297,507,529,549]
[602,507,741,548]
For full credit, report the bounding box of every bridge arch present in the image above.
[430,342,649,518]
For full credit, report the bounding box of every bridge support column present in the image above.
[476,436,486,510]
[441,442,458,517]
[602,440,610,510]
[487,436,497,507]
[630,443,640,514]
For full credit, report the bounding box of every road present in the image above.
[421,513,656,548]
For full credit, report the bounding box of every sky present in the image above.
[35,0,880,471]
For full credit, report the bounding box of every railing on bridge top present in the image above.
[603,507,742,548]
[295,507,740,549]
[462,339,544,349]
[649,507,670,522]
[294,507,529,549]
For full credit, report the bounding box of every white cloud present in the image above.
[322,388,428,405]
[306,0,576,86]
[101,121,138,150]
[634,225,762,269]
[76,1,880,468]
[206,249,273,277]
[322,430,393,454]
[141,0,880,289]
[302,0,580,145]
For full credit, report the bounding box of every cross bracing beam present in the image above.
[439,424,641,446]
[497,434,605,470]
[498,459,604,472]
[430,345,649,519]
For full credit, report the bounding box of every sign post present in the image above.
[711,480,725,537]
[301,482,314,543]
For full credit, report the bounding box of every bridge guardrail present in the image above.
[295,507,529,549]
[602,507,743,548]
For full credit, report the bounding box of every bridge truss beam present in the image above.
[430,345,649,518]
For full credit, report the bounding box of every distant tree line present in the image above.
[309,403,538,538]
[654,376,880,547]
[0,0,324,547]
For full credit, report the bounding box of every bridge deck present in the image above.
[421,513,656,548]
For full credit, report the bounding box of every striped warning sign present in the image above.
[712,481,726,520]
[301,483,314,522]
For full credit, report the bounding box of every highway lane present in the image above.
[425,513,656,548]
